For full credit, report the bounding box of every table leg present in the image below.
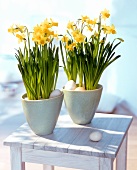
[99,157,113,170]
[10,146,25,170]
[43,165,54,170]
[116,134,127,170]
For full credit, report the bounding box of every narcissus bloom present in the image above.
[61,36,69,43]
[101,9,110,20]
[103,24,116,34]
[8,25,16,34]
[16,33,26,43]
[87,26,93,32]
[33,25,42,34]
[67,21,75,30]
[87,18,97,25]
[50,18,58,27]
[42,19,52,29]
[72,31,85,43]
[66,42,76,51]
[8,24,25,34]
[81,15,90,22]
[109,24,116,34]
[74,33,86,43]
[16,25,26,33]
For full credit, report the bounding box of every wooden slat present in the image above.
[22,148,100,170]
[34,115,84,152]
[10,147,25,170]
[4,123,40,149]
[99,157,114,170]
[3,123,35,147]
[43,164,54,170]
[104,117,132,158]
[116,135,127,170]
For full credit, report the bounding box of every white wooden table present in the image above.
[3,112,132,170]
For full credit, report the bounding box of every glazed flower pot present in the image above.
[22,92,64,136]
[63,84,103,125]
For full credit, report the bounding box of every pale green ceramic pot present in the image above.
[63,84,103,125]
[22,92,64,136]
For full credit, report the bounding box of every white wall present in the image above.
[101,0,137,114]
[0,0,137,114]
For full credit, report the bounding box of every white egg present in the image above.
[75,87,85,91]
[65,80,76,90]
[49,89,62,98]
[89,131,102,142]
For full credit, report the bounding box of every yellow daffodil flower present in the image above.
[32,33,42,42]
[38,37,47,46]
[50,18,58,27]
[87,26,93,32]
[53,33,58,39]
[72,30,79,38]
[81,15,90,22]
[16,25,25,33]
[49,30,55,36]
[42,19,52,29]
[66,42,76,51]
[109,24,116,34]
[103,24,116,34]
[67,21,75,30]
[71,30,85,43]
[16,33,26,43]
[61,36,69,43]
[46,37,51,42]
[87,18,97,25]
[41,27,50,35]
[33,25,42,34]
[74,33,86,43]
[101,9,110,20]
[8,24,15,33]
[52,22,58,27]
[8,25,21,34]
[102,24,107,33]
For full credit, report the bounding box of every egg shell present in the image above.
[89,131,102,142]
[49,89,62,98]
[65,80,76,90]
[75,87,85,91]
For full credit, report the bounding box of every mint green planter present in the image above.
[22,93,64,136]
[63,84,103,125]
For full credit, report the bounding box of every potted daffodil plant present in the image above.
[60,9,123,124]
[8,18,64,135]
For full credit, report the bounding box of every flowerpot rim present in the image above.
[22,91,64,102]
[63,84,103,92]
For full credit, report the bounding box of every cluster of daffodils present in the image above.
[8,18,59,100]
[32,19,58,46]
[60,9,123,90]
[8,25,27,43]
[8,18,58,46]
[61,9,116,52]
